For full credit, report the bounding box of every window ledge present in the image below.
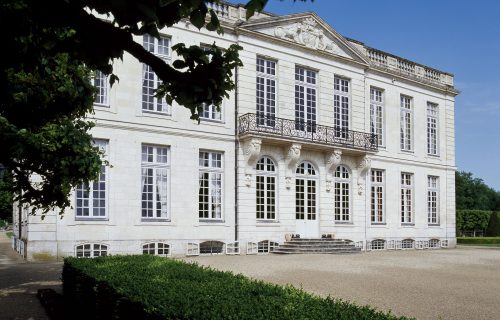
[370,223,387,226]
[428,224,441,227]
[401,223,415,227]
[141,218,170,223]
[426,153,441,158]
[199,118,225,125]
[94,103,110,109]
[75,217,108,222]
[256,220,280,226]
[334,222,354,226]
[199,219,225,224]
[141,111,172,119]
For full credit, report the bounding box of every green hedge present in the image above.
[457,237,500,245]
[456,210,492,233]
[486,212,500,236]
[63,255,411,320]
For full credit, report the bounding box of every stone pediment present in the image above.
[240,13,367,63]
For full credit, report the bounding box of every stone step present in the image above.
[271,238,361,255]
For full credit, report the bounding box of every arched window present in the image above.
[371,239,386,250]
[295,162,317,221]
[143,242,170,256]
[258,240,279,253]
[256,157,277,220]
[334,165,351,222]
[199,241,224,254]
[401,238,414,249]
[76,243,108,258]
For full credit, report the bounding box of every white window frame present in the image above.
[371,239,386,250]
[75,140,108,220]
[427,175,440,225]
[199,151,224,221]
[295,162,318,221]
[370,87,384,146]
[427,102,439,156]
[141,145,170,221]
[257,240,279,254]
[256,156,277,221]
[400,95,413,151]
[334,165,351,222]
[256,57,277,127]
[200,103,222,122]
[142,242,170,256]
[93,70,109,107]
[142,34,171,115]
[75,243,108,258]
[371,169,385,224]
[295,66,317,132]
[334,76,350,138]
[401,172,413,224]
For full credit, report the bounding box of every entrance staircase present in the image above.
[272,238,361,254]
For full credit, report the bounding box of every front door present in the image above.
[295,162,319,238]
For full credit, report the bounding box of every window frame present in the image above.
[400,95,413,152]
[400,172,414,225]
[141,34,172,115]
[141,144,170,222]
[369,87,384,147]
[256,56,278,127]
[198,151,224,221]
[142,242,170,256]
[294,66,317,132]
[334,76,350,138]
[75,243,108,258]
[427,102,439,156]
[427,175,440,225]
[75,139,108,220]
[93,70,109,107]
[334,165,351,223]
[370,169,385,224]
[295,161,318,221]
[256,156,278,221]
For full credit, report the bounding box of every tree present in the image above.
[455,171,500,211]
[0,0,278,215]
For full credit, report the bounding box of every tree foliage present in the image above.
[456,210,492,233]
[0,0,280,214]
[455,171,500,211]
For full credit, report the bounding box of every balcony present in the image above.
[238,113,378,152]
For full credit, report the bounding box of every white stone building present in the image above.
[13,3,458,260]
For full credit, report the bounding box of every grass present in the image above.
[457,237,500,246]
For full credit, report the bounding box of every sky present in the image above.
[228,0,500,190]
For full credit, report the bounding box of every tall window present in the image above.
[142,34,171,114]
[334,77,350,138]
[334,165,351,222]
[93,70,109,106]
[256,57,276,126]
[371,169,384,223]
[295,162,317,221]
[427,176,439,225]
[199,151,223,220]
[141,145,169,220]
[76,140,108,219]
[256,157,276,220]
[370,87,384,146]
[76,244,108,258]
[295,67,317,132]
[401,173,413,224]
[400,95,413,151]
[427,102,439,155]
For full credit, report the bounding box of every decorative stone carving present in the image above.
[242,138,262,187]
[356,155,372,195]
[284,143,301,189]
[325,150,342,192]
[274,18,341,54]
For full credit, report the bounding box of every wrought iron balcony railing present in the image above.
[238,113,378,152]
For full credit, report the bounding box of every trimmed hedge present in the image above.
[456,210,492,234]
[486,212,500,236]
[457,237,500,245]
[63,255,411,320]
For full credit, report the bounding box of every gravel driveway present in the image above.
[184,248,500,320]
